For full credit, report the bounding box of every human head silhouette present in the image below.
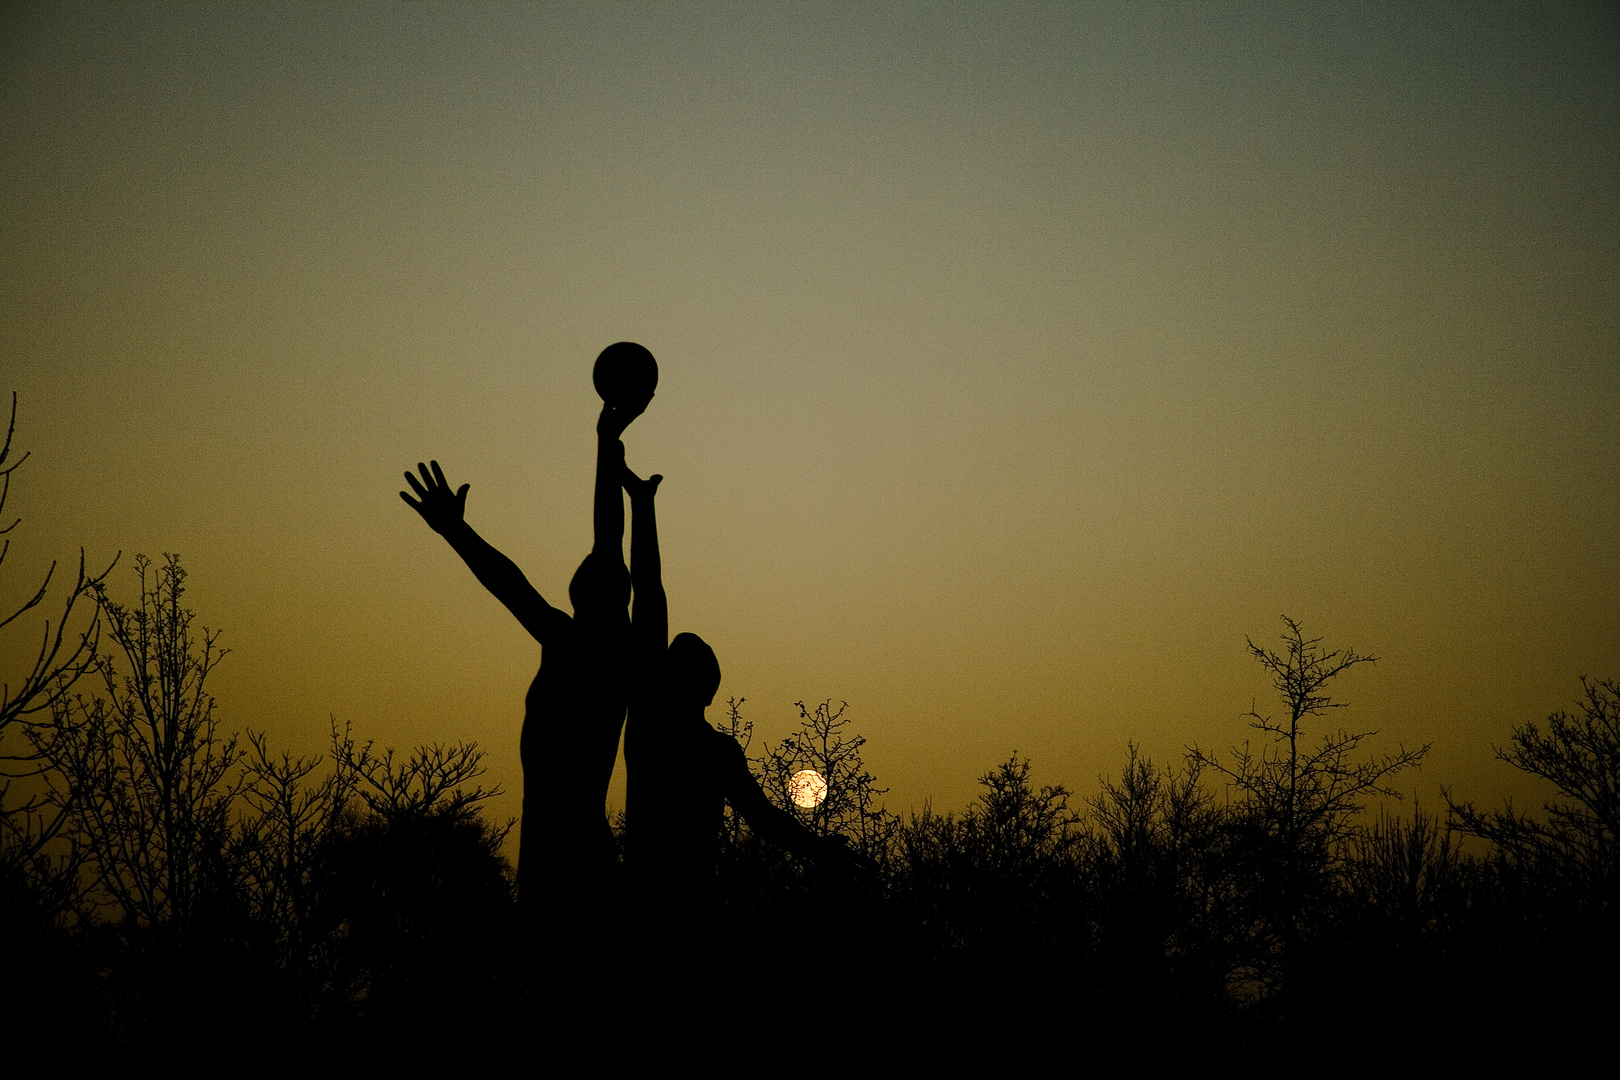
[666,632,721,708]
[569,552,631,619]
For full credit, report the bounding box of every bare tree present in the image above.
[232,721,357,970]
[894,754,1085,1010]
[760,698,895,857]
[1447,676,1618,889]
[329,719,507,832]
[235,715,507,944]
[964,755,1080,880]
[1188,616,1427,994]
[0,392,114,884]
[1085,745,1234,1009]
[41,554,239,932]
[1345,803,1467,944]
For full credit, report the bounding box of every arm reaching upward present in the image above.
[401,460,568,645]
[623,464,666,659]
[594,405,636,562]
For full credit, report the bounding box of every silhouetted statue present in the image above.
[619,464,859,998]
[400,402,640,988]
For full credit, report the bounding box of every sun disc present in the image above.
[788,769,828,809]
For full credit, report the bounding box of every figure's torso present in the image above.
[520,617,630,817]
[624,706,738,882]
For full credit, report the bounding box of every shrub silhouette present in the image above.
[27,553,515,1049]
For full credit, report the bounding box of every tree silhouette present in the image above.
[232,723,356,976]
[1328,802,1474,1017]
[1087,743,1229,1013]
[0,399,113,1050]
[900,758,1081,965]
[1448,676,1617,884]
[1345,804,1467,948]
[29,553,519,1048]
[1444,676,1618,1021]
[0,392,114,888]
[713,695,755,855]
[40,554,239,934]
[759,699,896,858]
[1187,616,1427,1000]
[297,728,514,1042]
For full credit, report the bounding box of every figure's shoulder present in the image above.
[705,723,751,774]
[705,722,744,751]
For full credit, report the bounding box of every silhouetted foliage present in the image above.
[233,725,355,975]
[1086,744,1230,1013]
[18,553,515,1050]
[1188,616,1427,1002]
[41,554,239,934]
[1345,804,1468,950]
[759,698,897,858]
[0,392,114,894]
[16,535,1614,1050]
[301,788,514,1041]
[896,757,1084,992]
[1323,803,1475,1012]
[1443,677,1619,1026]
[704,697,890,984]
[1448,676,1618,891]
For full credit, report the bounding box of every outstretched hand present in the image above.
[401,460,469,536]
[621,464,663,501]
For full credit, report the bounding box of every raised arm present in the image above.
[401,461,568,645]
[623,464,666,659]
[594,405,636,562]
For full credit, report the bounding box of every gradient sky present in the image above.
[3,2,1616,832]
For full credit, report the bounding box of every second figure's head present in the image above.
[666,632,721,708]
